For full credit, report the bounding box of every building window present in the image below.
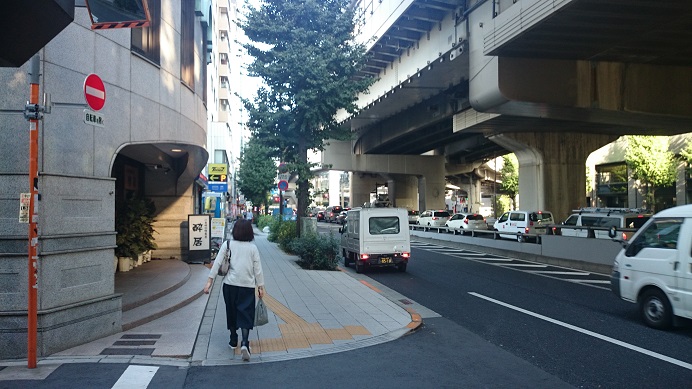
[220,99,229,111]
[181,0,195,88]
[214,150,228,164]
[131,0,160,64]
[220,76,229,88]
[596,163,628,207]
[220,53,228,65]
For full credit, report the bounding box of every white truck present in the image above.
[339,207,411,273]
[610,204,692,329]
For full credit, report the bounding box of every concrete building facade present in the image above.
[0,1,210,359]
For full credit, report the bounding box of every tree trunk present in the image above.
[296,136,309,237]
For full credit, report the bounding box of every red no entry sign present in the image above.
[84,73,106,111]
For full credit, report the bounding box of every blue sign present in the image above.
[278,180,289,191]
[208,182,227,192]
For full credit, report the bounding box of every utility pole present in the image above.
[24,54,44,369]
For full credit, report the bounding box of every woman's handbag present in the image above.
[217,241,231,277]
[254,297,269,326]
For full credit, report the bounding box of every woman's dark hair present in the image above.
[232,219,254,242]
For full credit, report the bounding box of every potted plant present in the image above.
[115,195,157,271]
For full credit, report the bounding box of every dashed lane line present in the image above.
[469,292,692,371]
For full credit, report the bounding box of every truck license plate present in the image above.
[380,257,392,264]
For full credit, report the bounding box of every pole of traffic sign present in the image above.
[27,54,40,369]
[279,190,284,219]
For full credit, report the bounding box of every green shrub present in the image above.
[268,219,297,252]
[289,233,339,270]
[257,214,274,230]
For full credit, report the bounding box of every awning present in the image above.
[445,183,461,190]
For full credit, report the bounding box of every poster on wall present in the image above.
[187,214,211,263]
[211,218,225,239]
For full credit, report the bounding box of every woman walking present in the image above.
[204,219,265,361]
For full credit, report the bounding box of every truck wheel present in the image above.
[397,263,407,272]
[343,250,351,267]
[639,289,673,330]
[355,261,364,274]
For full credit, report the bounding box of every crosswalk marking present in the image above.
[112,365,158,389]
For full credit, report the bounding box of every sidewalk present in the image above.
[0,228,427,371]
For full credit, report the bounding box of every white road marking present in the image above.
[531,271,590,276]
[469,292,692,371]
[499,264,548,268]
[566,279,611,284]
[112,365,159,389]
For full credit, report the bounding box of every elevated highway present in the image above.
[325,0,692,220]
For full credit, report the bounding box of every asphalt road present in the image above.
[362,240,692,388]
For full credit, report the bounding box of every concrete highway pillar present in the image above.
[350,173,377,207]
[396,176,419,210]
[386,177,396,207]
[418,176,427,213]
[490,132,617,222]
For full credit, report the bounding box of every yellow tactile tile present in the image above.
[256,293,375,351]
[343,325,372,336]
[325,328,353,340]
[258,337,287,352]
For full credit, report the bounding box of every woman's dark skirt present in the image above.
[222,283,256,330]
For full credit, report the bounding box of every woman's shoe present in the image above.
[241,342,251,361]
[229,333,238,349]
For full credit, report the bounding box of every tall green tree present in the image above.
[679,139,692,169]
[236,138,277,212]
[239,0,373,236]
[624,135,676,211]
[500,154,519,210]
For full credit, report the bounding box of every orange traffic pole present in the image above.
[26,54,41,369]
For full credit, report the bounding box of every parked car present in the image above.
[308,207,325,218]
[407,210,419,224]
[325,205,344,222]
[493,210,554,242]
[316,211,325,222]
[560,207,650,240]
[336,211,348,225]
[445,213,488,234]
[610,204,692,329]
[417,210,450,227]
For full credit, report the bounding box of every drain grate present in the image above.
[113,340,157,346]
[100,348,155,355]
[99,334,162,355]
[399,299,413,305]
[120,334,161,339]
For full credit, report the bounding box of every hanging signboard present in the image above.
[187,214,210,263]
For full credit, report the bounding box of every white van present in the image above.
[340,207,410,273]
[493,210,554,242]
[561,208,650,240]
[610,204,692,329]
